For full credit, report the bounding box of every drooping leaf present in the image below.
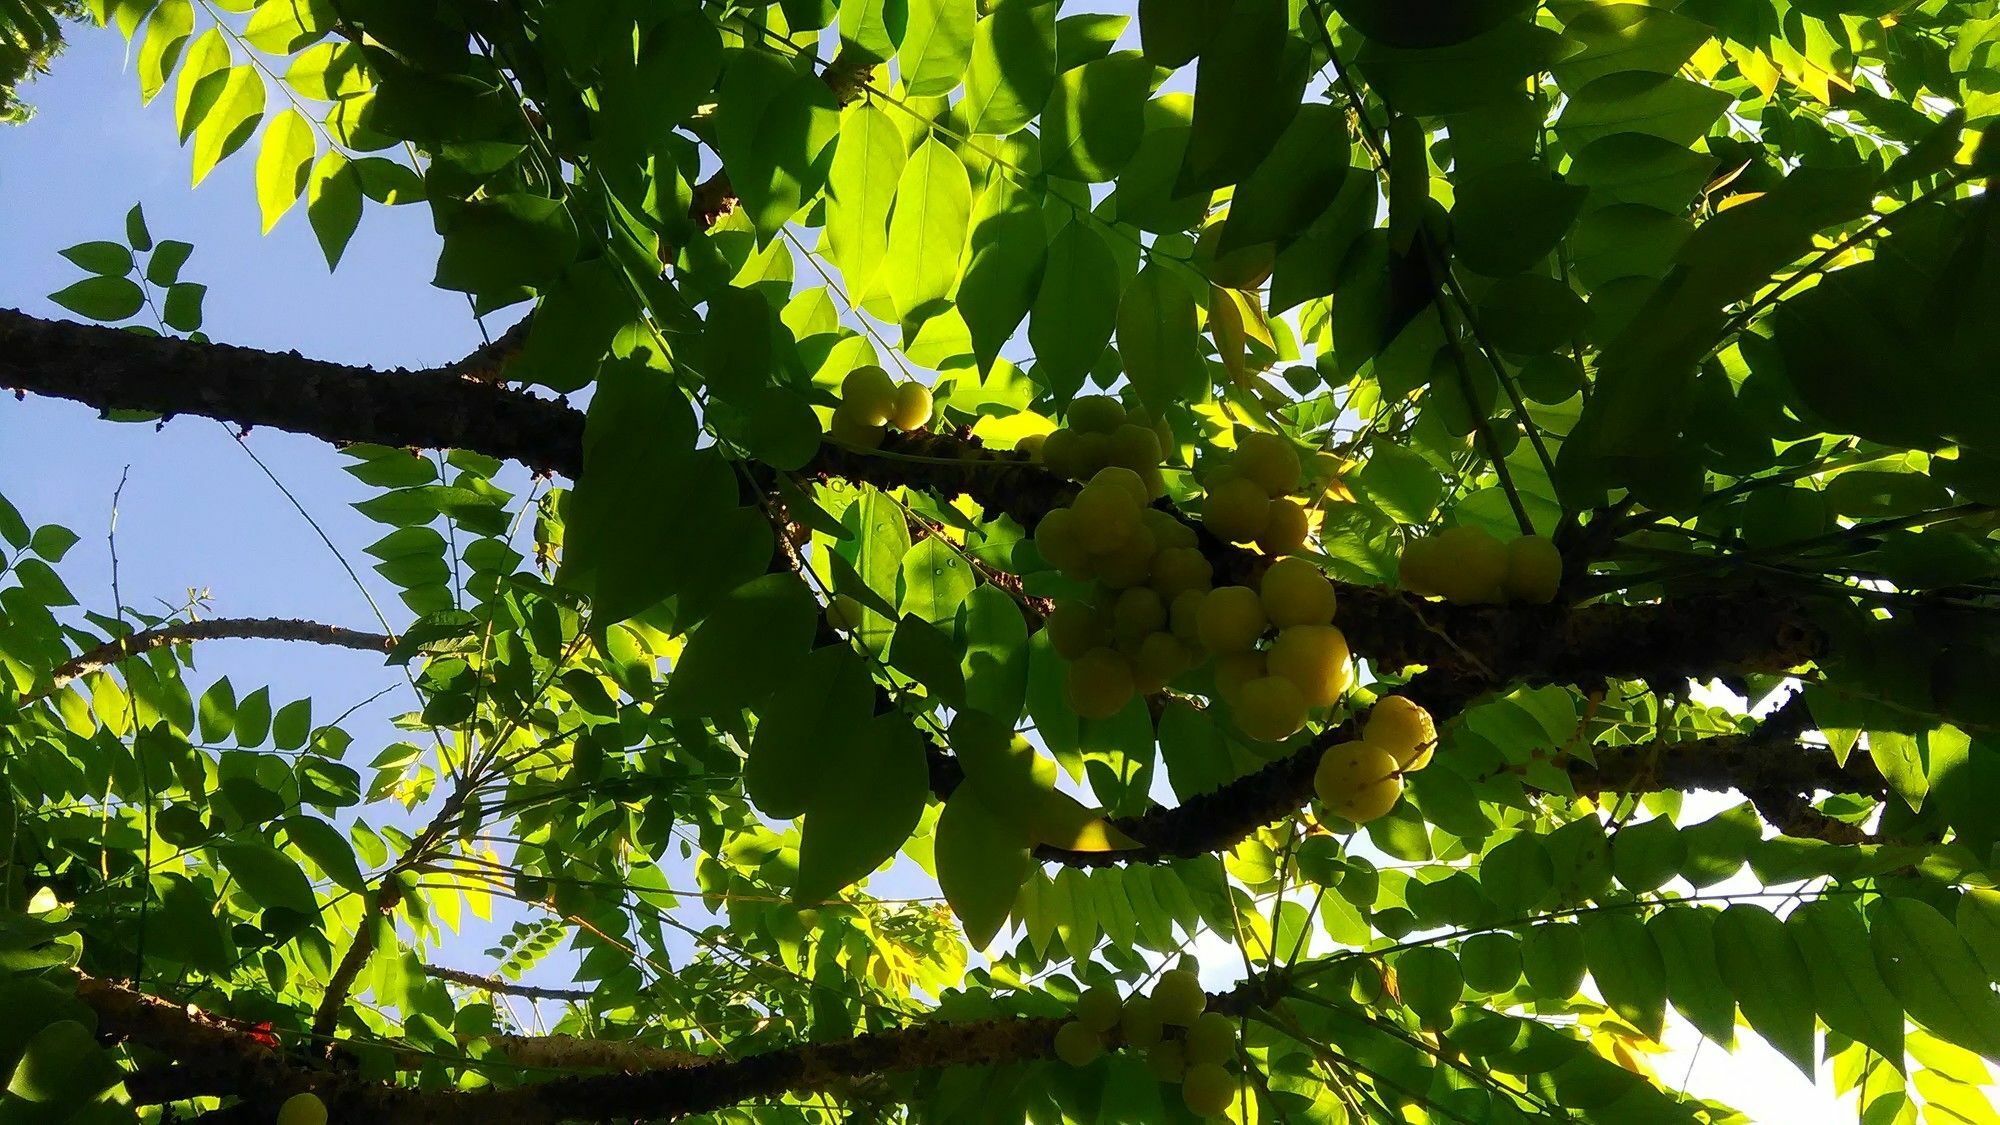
[885,136,972,321]
[795,714,928,901]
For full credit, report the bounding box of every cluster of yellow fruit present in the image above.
[1202,432,1313,556]
[828,364,933,449]
[1020,394,1173,499]
[1037,467,1215,719]
[1199,558,1351,743]
[1053,970,1241,1116]
[1313,696,1436,824]
[1399,526,1562,605]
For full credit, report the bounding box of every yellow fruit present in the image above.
[1184,1011,1236,1065]
[1143,508,1199,550]
[1147,1038,1187,1082]
[1120,994,1164,1049]
[1077,985,1122,1032]
[1034,508,1093,575]
[840,365,898,425]
[1313,741,1400,805]
[1054,1020,1104,1067]
[1071,482,1142,554]
[889,381,933,431]
[1067,648,1135,719]
[1151,547,1214,600]
[1503,534,1562,604]
[1212,651,1266,705]
[1094,524,1158,589]
[1170,590,1207,646]
[1266,625,1353,709]
[1234,432,1301,496]
[1044,601,1106,660]
[1111,422,1164,471]
[828,400,886,449]
[1069,394,1127,434]
[1203,476,1271,543]
[1257,496,1310,555]
[1196,585,1267,653]
[1152,968,1206,1026]
[1113,587,1166,640]
[1236,675,1307,742]
[1041,428,1091,480]
[1425,525,1509,605]
[277,1093,328,1125]
[1018,431,1048,461]
[1397,535,1442,595]
[1073,432,1115,478]
[1334,775,1404,823]
[1090,465,1152,509]
[825,594,864,632]
[1259,557,1337,629]
[1182,1063,1238,1117]
[1363,696,1436,771]
[1134,632,1192,692]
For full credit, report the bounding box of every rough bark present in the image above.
[25,616,392,700]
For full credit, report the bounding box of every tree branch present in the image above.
[420,963,593,1002]
[24,616,392,701]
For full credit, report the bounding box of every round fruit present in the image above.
[1069,394,1127,434]
[1196,585,1267,653]
[1236,675,1307,742]
[1054,1020,1104,1067]
[1034,508,1093,575]
[825,594,864,632]
[841,365,898,425]
[1135,632,1192,691]
[1170,589,1207,645]
[1503,534,1562,604]
[1427,525,1510,605]
[1313,741,1400,805]
[1111,422,1164,470]
[1146,1038,1187,1082]
[1363,695,1437,771]
[1152,968,1206,1026]
[1094,525,1158,588]
[1073,432,1116,478]
[1044,602,1106,660]
[1235,432,1301,496]
[1091,465,1152,509]
[1333,775,1404,823]
[1151,547,1215,600]
[1260,557,1337,629]
[1203,477,1271,543]
[1018,431,1048,461]
[828,401,886,449]
[1184,1011,1236,1065]
[1077,985,1122,1032]
[1397,535,1442,595]
[1143,508,1198,550]
[1257,496,1310,556]
[1067,648,1135,719]
[1212,650,1266,705]
[277,1093,329,1125]
[1266,625,1353,709]
[1040,428,1091,480]
[890,381,933,431]
[1113,587,1166,640]
[1071,483,1142,554]
[1120,994,1164,1049]
[1182,1063,1238,1117]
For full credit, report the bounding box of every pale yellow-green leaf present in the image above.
[136,0,193,105]
[884,136,972,321]
[256,108,316,233]
[173,27,229,142]
[191,65,266,185]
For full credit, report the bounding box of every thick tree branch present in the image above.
[24,616,392,701]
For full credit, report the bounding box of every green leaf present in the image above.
[1789,898,1906,1065]
[935,786,1033,948]
[244,0,331,53]
[1029,218,1121,400]
[899,0,975,96]
[126,202,153,252]
[284,815,366,893]
[839,0,905,62]
[1117,264,1204,415]
[234,686,271,746]
[1556,71,1732,150]
[136,0,192,104]
[1553,3,1712,87]
[1610,817,1683,893]
[899,536,975,625]
[273,699,312,750]
[1355,18,1572,116]
[173,26,231,144]
[48,276,144,322]
[712,52,841,240]
[1869,896,2000,1058]
[1647,907,1735,1047]
[825,104,907,302]
[190,65,265,186]
[747,645,874,819]
[306,151,363,269]
[7,1020,119,1106]
[1395,946,1463,1028]
[1218,102,1351,253]
[434,194,580,293]
[795,714,927,901]
[58,241,133,276]
[257,108,316,233]
[1137,0,1218,67]
[1676,801,1758,887]
[197,677,236,743]
[1450,160,1587,277]
[889,613,966,706]
[1269,164,1377,314]
[153,874,234,973]
[1459,931,1522,994]
[1582,912,1667,1037]
[1041,50,1154,183]
[145,239,194,286]
[1179,0,1307,193]
[1332,0,1533,49]
[1961,888,2000,981]
[963,0,1056,135]
[959,175,1047,371]
[162,282,205,333]
[506,258,635,393]
[960,583,1028,725]
[1712,903,1817,1075]
[215,843,318,913]
[285,41,370,101]
[885,136,972,321]
[664,573,819,716]
[591,12,722,162]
